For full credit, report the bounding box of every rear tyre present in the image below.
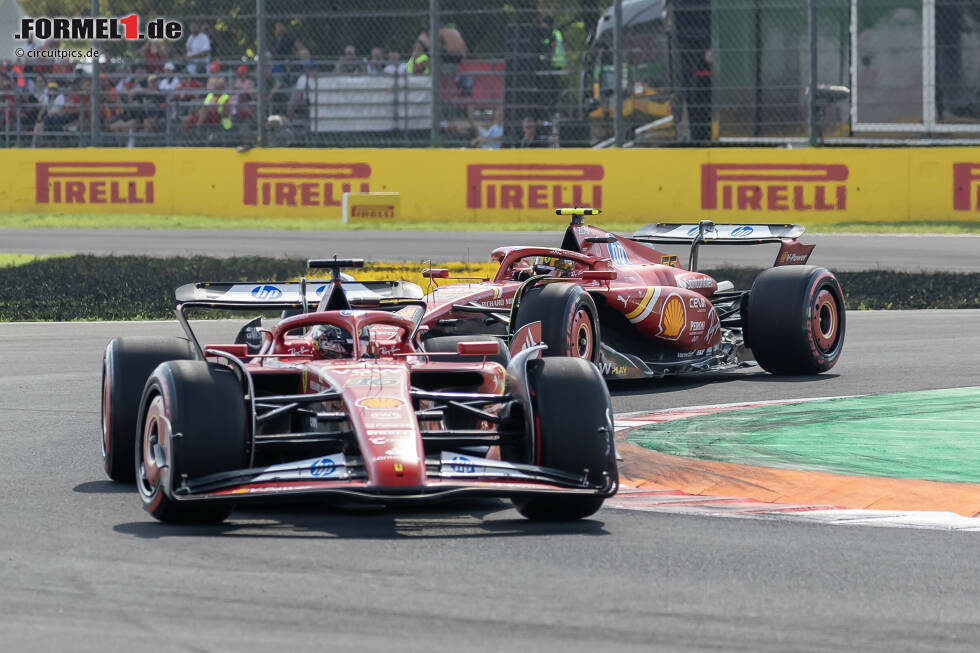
[422,335,510,367]
[102,337,195,482]
[744,265,845,375]
[511,358,617,521]
[136,361,249,524]
[513,283,601,365]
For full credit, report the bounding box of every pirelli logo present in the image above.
[243,162,371,207]
[35,161,155,204]
[952,163,980,211]
[351,205,396,218]
[701,164,848,212]
[466,164,603,210]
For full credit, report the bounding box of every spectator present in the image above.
[158,62,180,93]
[272,22,295,59]
[335,45,366,75]
[184,22,211,75]
[406,41,430,75]
[440,23,467,64]
[141,73,167,133]
[366,48,384,75]
[143,40,167,73]
[31,78,66,143]
[108,76,145,134]
[384,51,406,76]
[185,67,232,132]
[114,62,134,93]
[537,14,564,115]
[0,74,15,133]
[418,23,467,64]
[469,108,502,149]
[264,57,289,116]
[232,64,255,122]
[517,116,542,148]
[201,23,217,58]
[98,73,123,130]
[288,56,315,122]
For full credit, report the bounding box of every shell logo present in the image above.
[660,295,686,338]
[356,396,404,409]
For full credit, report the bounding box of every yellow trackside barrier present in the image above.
[2,146,980,223]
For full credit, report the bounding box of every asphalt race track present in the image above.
[3,228,980,271]
[1,311,978,652]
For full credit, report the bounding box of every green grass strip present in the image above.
[627,387,980,483]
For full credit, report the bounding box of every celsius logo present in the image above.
[250,285,282,300]
[731,225,754,237]
[310,457,337,478]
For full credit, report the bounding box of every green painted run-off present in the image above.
[628,387,980,484]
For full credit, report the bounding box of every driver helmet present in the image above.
[310,324,353,359]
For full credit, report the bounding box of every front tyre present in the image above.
[511,358,617,521]
[744,265,845,375]
[136,361,249,524]
[102,337,195,482]
[513,283,601,365]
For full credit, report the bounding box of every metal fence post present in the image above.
[256,0,267,147]
[613,0,624,147]
[430,0,441,146]
[807,0,818,146]
[91,0,100,146]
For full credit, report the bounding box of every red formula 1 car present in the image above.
[101,259,617,524]
[415,209,845,380]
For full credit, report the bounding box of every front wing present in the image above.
[170,452,618,503]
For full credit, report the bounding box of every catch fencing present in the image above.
[2,0,979,148]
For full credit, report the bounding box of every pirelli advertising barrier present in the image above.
[3,147,980,223]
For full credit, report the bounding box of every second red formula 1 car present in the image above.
[101,259,617,524]
[416,209,845,380]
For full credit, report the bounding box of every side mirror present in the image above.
[234,316,263,355]
[582,270,617,281]
[456,341,499,356]
[422,268,450,279]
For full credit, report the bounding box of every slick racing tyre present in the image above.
[136,361,249,524]
[744,265,845,375]
[511,358,617,521]
[102,337,195,482]
[513,283,601,366]
[422,335,510,367]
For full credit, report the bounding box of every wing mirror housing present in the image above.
[582,270,617,281]
[422,268,450,279]
[456,341,500,356]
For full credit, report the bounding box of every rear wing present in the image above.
[632,222,804,245]
[175,279,424,308]
[630,220,813,271]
